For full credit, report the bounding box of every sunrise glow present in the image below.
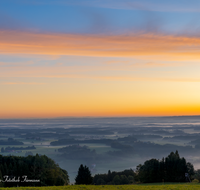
[1,0,200,118]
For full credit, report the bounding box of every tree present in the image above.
[96,178,106,185]
[0,170,3,187]
[120,175,129,184]
[75,164,93,185]
[113,175,121,185]
[187,162,195,177]
[137,159,161,183]
[128,175,134,183]
[165,150,187,182]
[107,170,112,182]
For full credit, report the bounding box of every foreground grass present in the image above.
[0,183,200,190]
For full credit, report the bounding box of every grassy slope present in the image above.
[0,184,200,190]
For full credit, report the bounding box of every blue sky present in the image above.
[1,0,200,34]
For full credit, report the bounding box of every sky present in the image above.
[1,0,200,118]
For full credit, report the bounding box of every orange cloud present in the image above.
[1,30,200,60]
[1,64,200,82]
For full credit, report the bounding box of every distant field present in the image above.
[0,184,200,190]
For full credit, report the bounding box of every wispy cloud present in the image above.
[1,76,200,83]
[1,82,46,85]
[0,61,34,67]
[0,64,200,83]
[1,30,200,61]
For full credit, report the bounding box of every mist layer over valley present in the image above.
[0,116,200,182]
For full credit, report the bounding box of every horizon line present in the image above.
[1,114,200,120]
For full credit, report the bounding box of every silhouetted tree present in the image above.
[137,158,161,183]
[75,164,93,185]
[165,150,187,182]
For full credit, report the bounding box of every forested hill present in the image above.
[0,154,69,187]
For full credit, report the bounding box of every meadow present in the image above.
[0,184,200,190]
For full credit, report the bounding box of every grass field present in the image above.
[0,183,200,190]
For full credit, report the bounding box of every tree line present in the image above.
[0,151,197,186]
[93,169,135,185]
[135,150,194,183]
[75,151,195,185]
[1,146,36,153]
